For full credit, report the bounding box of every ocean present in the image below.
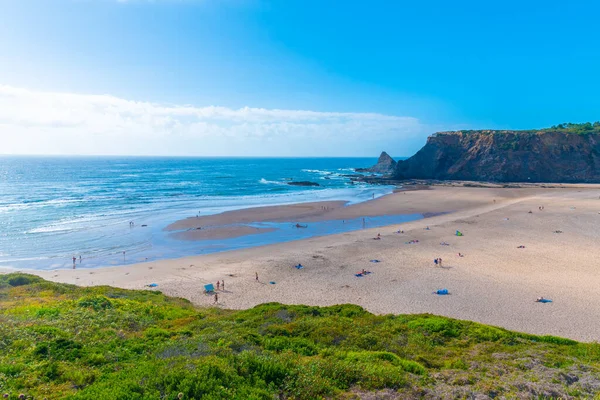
[0,156,418,270]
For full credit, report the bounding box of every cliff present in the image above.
[394,129,600,183]
[356,151,397,175]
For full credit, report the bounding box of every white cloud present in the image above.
[0,85,427,156]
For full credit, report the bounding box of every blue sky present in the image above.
[1,0,599,156]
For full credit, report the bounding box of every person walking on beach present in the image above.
[72,256,76,269]
[214,293,218,304]
[255,272,259,281]
[216,281,220,291]
[79,255,82,264]
[438,258,443,268]
[221,280,225,291]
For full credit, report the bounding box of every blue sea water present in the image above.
[0,156,418,270]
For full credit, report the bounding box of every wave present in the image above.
[259,178,287,186]
[301,169,333,175]
[0,198,88,213]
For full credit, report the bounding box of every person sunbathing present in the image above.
[536,297,552,303]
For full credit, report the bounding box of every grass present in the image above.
[0,273,599,399]
[452,122,600,136]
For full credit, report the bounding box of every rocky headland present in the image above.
[360,124,600,183]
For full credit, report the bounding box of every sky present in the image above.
[1,0,599,156]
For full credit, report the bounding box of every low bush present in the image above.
[0,273,598,399]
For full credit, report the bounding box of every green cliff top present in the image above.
[440,122,600,136]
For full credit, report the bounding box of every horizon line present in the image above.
[0,154,409,159]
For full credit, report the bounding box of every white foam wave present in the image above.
[259,178,287,185]
[301,169,332,175]
[0,198,87,213]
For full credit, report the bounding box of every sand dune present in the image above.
[11,186,600,342]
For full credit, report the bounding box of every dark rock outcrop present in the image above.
[393,130,600,183]
[288,181,320,187]
[356,151,397,175]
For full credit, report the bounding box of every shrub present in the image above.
[407,316,461,338]
[3,274,42,287]
[77,296,113,311]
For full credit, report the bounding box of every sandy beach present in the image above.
[7,185,600,342]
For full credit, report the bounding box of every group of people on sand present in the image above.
[213,280,226,303]
[356,268,372,277]
[434,257,443,267]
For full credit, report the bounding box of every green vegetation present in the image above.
[1,273,599,399]
[548,122,600,134]
[454,122,600,136]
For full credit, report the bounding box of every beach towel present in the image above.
[434,289,449,295]
[269,281,276,285]
[538,298,553,303]
[355,273,364,277]
[204,283,214,293]
[148,283,158,288]
[295,264,304,269]
[370,260,380,263]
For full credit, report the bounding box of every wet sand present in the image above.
[6,185,600,342]
[171,226,277,241]
[165,201,348,231]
